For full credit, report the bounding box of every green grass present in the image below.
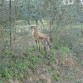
[0,48,40,79]
[0,46,57,80]
[48,67,60,81]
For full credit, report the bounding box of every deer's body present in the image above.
[31,26,51,52]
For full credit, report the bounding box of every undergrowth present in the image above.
[0,46,57,81]
[0,42,78,83]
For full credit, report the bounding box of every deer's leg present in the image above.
[43,39,52,53]
[35,40,40,51]
[35,40,38,48]
[38,41,41,51]
[33,40,37,50]
[43,40,47,53]
[35,40,37,45]
[44,45,47,53]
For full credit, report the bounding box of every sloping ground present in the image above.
[8,65,52,83]
[5,46,83,83]
[1,24,83,83]
[7,26,83,83]
[7,58,83,83]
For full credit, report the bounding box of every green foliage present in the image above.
[49,68,60,81]
[81,61,83,66]
[0,68,12,79]
[0,48,40,79]
[0,43,58,80]
[0,0,83,82]
[52,73,60,81]
[67,76,75,81]
[60,47,70,56]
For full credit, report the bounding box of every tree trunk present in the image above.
[49,19,53,38]
[9,0,12,48]
[81,23,83,34]
[28,20,30,25]
[40,19,44,28]
[35,20,38,25]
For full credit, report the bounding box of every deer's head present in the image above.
[30,25,38,35]
[31,25,38,31]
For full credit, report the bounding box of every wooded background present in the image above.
[0,0,83,83]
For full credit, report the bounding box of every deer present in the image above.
[30,25,52,52]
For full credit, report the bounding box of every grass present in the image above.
[0,21,83,82]
[0,48,39,79]
[0,46,57,81]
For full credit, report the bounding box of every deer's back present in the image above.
[35,32,49,40]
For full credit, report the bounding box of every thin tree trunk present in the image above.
[81,23,83,34]
[9,0,12,48]
[35,20,38,25]
[28,20,30,25]
[49,20,52,38]
[40,19,44,28]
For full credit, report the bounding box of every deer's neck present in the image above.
[32,29,38,36]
